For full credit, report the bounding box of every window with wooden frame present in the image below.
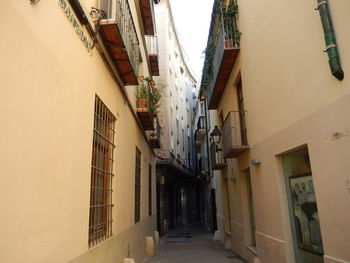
[89,96,116,247]
[148,164,152,216]
[135,147,141,223]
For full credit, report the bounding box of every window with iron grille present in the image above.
[89,95,116,247]
[135,147,141,223]
[148,164,152,216]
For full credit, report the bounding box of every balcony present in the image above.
[222,111,249,158]
[139,0,156,35]
[195,116,206,142]
[149,118,161,148]
[93,0,139,85]
[136,80,155,130]
[194,133,201,152]
[146,35,159,76]
[198,157,209,178]
[202,1,240,109]
[210,142,226,170]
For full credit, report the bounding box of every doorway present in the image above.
[211,188,218,232]
[282,147,324,263]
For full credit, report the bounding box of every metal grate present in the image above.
[89,95,116,247]
[135,147,141,223]
[97,0,140,76]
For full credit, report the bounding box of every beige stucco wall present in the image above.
[214,86,350,263]
[239,0,350,146]
[69,216,157,263]
[209,0,350,262]
[193,1,350,263]
[246,93,350,263]
[0,1,156,263]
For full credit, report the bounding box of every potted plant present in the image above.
[145,77,162,117]
[217,0,240,47]
[149,131,157,141]
[136,76,148,108]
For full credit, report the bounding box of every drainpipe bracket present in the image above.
[314,0,327,10]
[323,44,337,52]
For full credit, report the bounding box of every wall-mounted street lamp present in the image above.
[210,126,222,151]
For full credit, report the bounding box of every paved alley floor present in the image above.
[143,224,246,263]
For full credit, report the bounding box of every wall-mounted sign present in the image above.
[59,0,93,49]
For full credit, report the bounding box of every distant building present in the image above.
[200,0,350,263]
[153,0,199,234]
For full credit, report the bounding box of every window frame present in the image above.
[88,95,116,248]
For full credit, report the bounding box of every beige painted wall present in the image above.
[246,94,350,263]
[69,216,157,263]
[239,0,350,146]
[0,1,156,262]
[209,1,350,263]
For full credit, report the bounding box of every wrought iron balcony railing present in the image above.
[197,116,206,130]
[210,142,226,170]
[146,35,160,76]
[195,116,206,143]
[222,111,249,158]
[93,0,140,85]
[198,157,209,175]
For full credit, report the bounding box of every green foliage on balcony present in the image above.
[200,0,240,92]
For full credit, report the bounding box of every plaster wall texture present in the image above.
[70,216,157,263]
[214,58,350,263]
[245,93,350,263]
[209,0,350,263]
[0,1,156,262]
[238,0,350,146]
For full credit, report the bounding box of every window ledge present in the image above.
[245,245,257,255]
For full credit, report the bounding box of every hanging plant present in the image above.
[216,0,240,41]
[145,77,162,117]
[136,76,148,109]
[201,40,216,90]
[149,131,157,140]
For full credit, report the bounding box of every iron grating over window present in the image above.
[89,95,116,247]
[135,147,141,223]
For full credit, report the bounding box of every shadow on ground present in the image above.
[143,223,246,263]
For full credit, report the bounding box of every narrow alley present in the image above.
[2,0,350,263]
[144,224,246,263]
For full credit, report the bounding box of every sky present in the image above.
[170,0,214,80]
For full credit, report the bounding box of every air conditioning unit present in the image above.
[99,0,117,20]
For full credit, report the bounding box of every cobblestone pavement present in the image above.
[143,224,247,263]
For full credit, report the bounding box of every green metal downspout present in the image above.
[316,0,344,80]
